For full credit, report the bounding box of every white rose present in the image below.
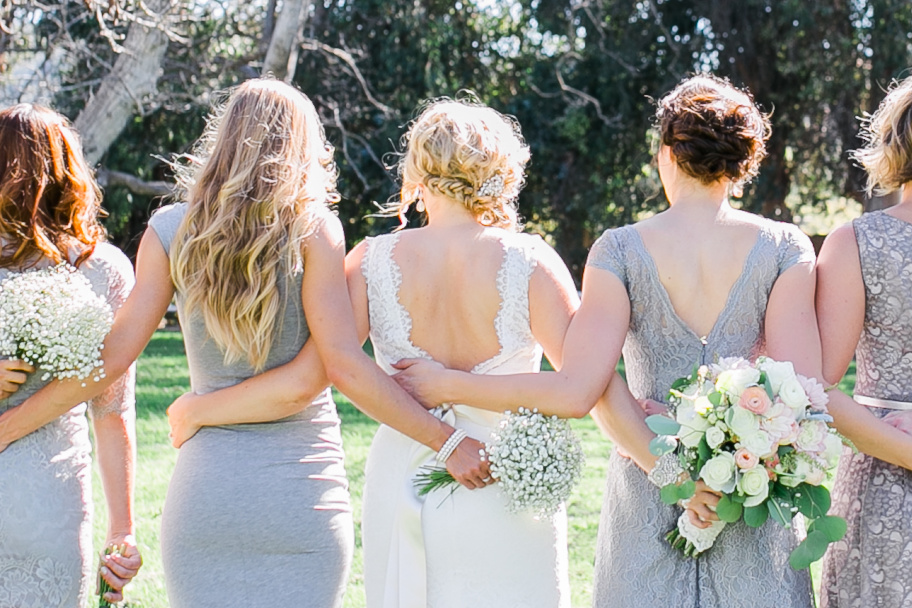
[823,432,844,467]
[739,430,777,459]
[710,356,753,376]
[792,456,827,486]
[716,368,761,397]
[779,377,811,413]
[738,466,771,507]
[694,396,714,416]
[700,452,737,493]
[795,420,830,453]
[758,358,796,393]
[677,401,711,448]
[705,425,727,450]
[726,406,760,439]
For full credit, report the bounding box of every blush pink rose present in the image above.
[739,386,772,416]
[734,448,760,470]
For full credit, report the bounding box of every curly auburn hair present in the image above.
[392,98,530,231]
[853,76,912,195]
[657,74,771,188]
[0,104,105,269]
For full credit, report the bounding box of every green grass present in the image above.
[92,332,857,607]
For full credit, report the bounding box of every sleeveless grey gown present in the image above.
[588,221,816,608]
[820,211,912,607]
[0,243,135,608]
[149,204,353,608]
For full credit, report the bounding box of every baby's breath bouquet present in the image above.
[0,263,112,384]
[415,407,584,518]
[648,356,850,570]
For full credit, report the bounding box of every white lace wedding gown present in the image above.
[360,232,570,608]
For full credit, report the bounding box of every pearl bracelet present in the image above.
[436,429,468,465]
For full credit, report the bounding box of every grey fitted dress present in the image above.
[150,204,353,608]
[820,211,912,607]
[588,221,815,608]
[0,243,136,608]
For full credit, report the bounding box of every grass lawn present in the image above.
[93,332,856,607]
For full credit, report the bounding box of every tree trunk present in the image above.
[74,0,172,165]
[262,0,311,81]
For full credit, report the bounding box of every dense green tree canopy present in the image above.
[4,0,911,278]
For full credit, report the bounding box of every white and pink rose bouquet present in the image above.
[647,356,849,570]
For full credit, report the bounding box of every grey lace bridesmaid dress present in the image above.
[588,222,815,608]
[0,243,136,608]
[150,204,354,608]
[820,211,912,607]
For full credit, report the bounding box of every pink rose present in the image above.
[739,386,772,416]
[797,375,829,412]
[734,448,760,470]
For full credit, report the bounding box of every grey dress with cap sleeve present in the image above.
[587,221,815,608]
[149,204,353,608]
[0,243,136,608]
[820,211,912,607]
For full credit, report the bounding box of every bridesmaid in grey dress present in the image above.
[818,77,912,607]
[0,105,140,607]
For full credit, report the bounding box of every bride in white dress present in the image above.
[346,99,580,608]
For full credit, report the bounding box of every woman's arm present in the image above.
[394,266,630,418]
[90,375,142,601]
[166,340,328,448]
[0,230,174,450]
[813,225,912,470]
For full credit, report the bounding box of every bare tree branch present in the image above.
[300,38,394,115]
[97,168,172,197]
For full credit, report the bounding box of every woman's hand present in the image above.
[882,410,912,436]
[98,534,142,603]
[166,393,201,448]
[392,358,451,409]
[446,436,493,489]
[683,481,721,529]
[0,359,34,400]
[639,398,668,417]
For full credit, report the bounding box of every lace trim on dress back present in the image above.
[361,232,539,374]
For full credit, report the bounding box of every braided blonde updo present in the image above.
[395,99,530,231]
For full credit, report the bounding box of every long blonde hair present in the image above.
[853,76,912,195]
[391,98,530,231]
[171,78,338,370]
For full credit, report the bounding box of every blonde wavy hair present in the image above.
[170,78,339,371]
[391,98,530,231]
[853,77,912,195]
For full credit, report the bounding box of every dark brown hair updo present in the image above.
[657,74,771,188]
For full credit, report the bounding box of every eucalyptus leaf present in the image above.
[646,414,681,436]
[789,529,829,570]
[744,505,769,528]
[716,494,743,523]
[808,515,847,542]
[649,435,678,456]
[768,497,792,527]
[678,479,696,500]
[660,484,681,505]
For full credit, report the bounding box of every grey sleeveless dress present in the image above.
[0,243,135,608]
[820,211,912,607]
[587,221,816,608]
[150,204,353,608]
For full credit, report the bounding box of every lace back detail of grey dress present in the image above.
[587,222,814,608]
[820,211,912,608]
